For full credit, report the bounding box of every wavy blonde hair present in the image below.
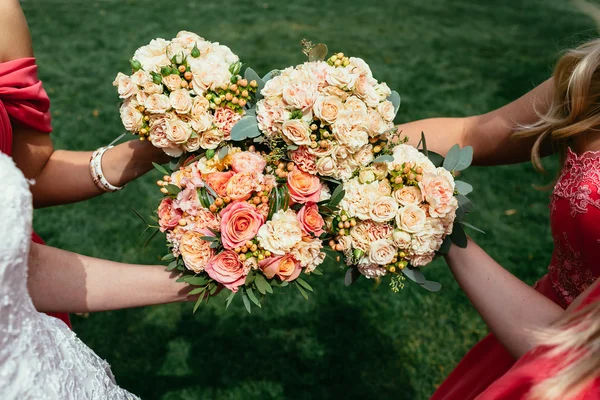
[515,39,600,174]
[528,300,600,399]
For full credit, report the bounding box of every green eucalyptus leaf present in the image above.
[455,180,473,195]
[461,221,486,234]
[388,91,401,116]
[373,155,394,163]
[455,147,474,171]
[438,236,452,254]
[401,267,426,284]
[450,222,468,248]
[308,43,328,62]
[218,146,229,160]
[443,144,461,171]
[344,267,361,286]
[205,149,215,160]
[230,116,262,141]
[421,280,442,292]
[244,67,265,99]
[457,194,474,213]
[262,69,280,82]
[423,150,444,167]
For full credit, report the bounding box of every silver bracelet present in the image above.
[89,146,124,192]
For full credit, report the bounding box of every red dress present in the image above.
[432,148,600,399]
[0,57,71,328]
[475,281,600,400]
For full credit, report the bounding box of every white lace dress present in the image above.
[0,153,139,400]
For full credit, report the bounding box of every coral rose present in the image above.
[259,254,302,282]
[158,198,183,231]
[204,171,234,198]
[226,172,257,201]
[219,201,265,250]
[297,203,325,237]
[287,169,322,203]
[205,250,246,292]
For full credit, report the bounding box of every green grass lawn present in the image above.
[27,0,596,398]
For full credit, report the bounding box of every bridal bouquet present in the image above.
[113,31,258,157]
[329,134,477,292]
[229,41,401,181]
[151,146,341,312]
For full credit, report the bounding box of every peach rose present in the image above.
[297,203,325,237]
[393,186,423,206]
[219,201,265,249]
[290,146,317,174]
[287,169,322,203]
[203,171,234,197]
[113,72,138,99]
[377,100,396,122]
[231,151,267,174]
[120,102,144,132]
[145,93,171,114]
[368,239,396,265]
[180,230,215,273]
[259,254,302,282]
[165,118,192,144]
[226,172,257,201]
[369,196,398,223]
[183,135,201,152]
[313,95,343,124]
[130,70,150,87]
[170,89,193,114]
[191,96,210,117]
[204,250,246,292]
[282,118,311,146]
[163,74,183,92]
[199,128,224,150]
[419,169,456,218]
[392,230,412,250]
[319,85,350,101]
[191,112,213,133]
[396,203,427,233]
[158,198,183,231]
[213,107,242,137]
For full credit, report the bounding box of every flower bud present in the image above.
[206,149,215,159]
[191,43,200,58]
[129,59,142,71]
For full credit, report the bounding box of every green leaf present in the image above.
[373,154,394,163]
[296,277,313,292]
[241,291,252,313]
[161,253,175,262]
[287,144,299,151]
[443,144,461,171]
[246,287,261,307]
[438,236,452,254]
[296,283,309,300]
[328,184,345,208]
[455,204,466,222]
[131,208,148,225]
[388,91,401,116]
[460,221,486,234]
[311,268,323,276]
[262,69,280,82]
[203,182,219,200]
[230,115,262,141]
[245,270,255,286]
[152,162,170,176]
[421,280,442,292]
[308,43,328,62]
[167,260,179,271]
[205,149,215,160]
[279,281,289,287]
[426,151,444,167]
[143,229,159,248]
[188,286,207,295]
[244,67,265,100]
[218,146,229,160]
[184,276,209,286]
[254,274,270,295]
[344,267,361,286]
[457,194,474,213]
[229,61,243,75]
[455,147,473,171]
[401,267,426,284]
[455,180,473,195]
[192,295,204,313]
[450,222,468,248]
[225,290,236,309]
[209,241,220,249]
[151,71,163,84]
[165,184,181,196]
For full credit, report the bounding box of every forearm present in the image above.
[31,139,169,207]
[28,242,190,313]
[445,239,563,358]
[397,117,469,157]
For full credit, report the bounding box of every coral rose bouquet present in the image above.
[229,41,401,182]
[114,31,260,158]
[329,134,480,292]
[147,145,342,312]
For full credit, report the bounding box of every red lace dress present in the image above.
[0,57,71,328]
[432,148,600,399]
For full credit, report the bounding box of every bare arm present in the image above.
[27,242,193,313]
[445,239,563,358]
[398,79,555,165]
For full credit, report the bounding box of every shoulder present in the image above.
[0,0,33,63]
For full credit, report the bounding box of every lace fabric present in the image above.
[0,153,138,400]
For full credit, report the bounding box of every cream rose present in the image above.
[169,89,193,114]
[199,128,223,149]
[132,38,171,72]
[313,95,343,124]
[180,231,215,273]
[352,144,375,165]
[419,168,456,218]
[190,56,232,94]
[319,85,350,101]
[393,186,423,206]
[191,96,210,117]
[143,81,164,95]
[145,93,171,114]
[368,239,396,265]
[191,112,213,133]
[183,135,201,152]
[396,203,427,233]
[282,119,311,145]
[165,118,192,144]
[326,65,357,89]
[315,156,337,177]
[369,196,398,223]
[163,74,183,92]
[335,128,368,152]
[392,230,412,250]
[113,72,138,99]
[256,209,303,255]
[120,103,144,132]
[349,57,373,79]
[130,70,150,87]
[377,100,396,122]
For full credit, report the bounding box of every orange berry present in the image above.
[184,71,193,81]
[178,65,186,73]
[209,204,217,212]
[214,198,224,207]
[223,196,231,203]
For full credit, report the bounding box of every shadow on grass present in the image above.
[102,294,415,400]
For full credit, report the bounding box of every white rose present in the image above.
[191,112,213,133]
[363,86,380,108]
[315,156,337,177]
[145,93,171,113]
[390,144,436,174]
[119,103,144,132]
[313,95,343,124]
[375,82,392,101]
[393,186,423,206]
[173,31,204,49]
[130,70,151,87]
[365,108,389,137]
[261,76,287,98]
[113,72,138,99]
[378,100,396,122]
[282,81,319,111]
[326,65,357,89]
[143,81,164,95]
[282,119,311,146]
[211,44,239,65]
[344,96,368,117]
[378,179,392,196]
[163,74,183,92]
[165,41,186,62]
[349,57,373,79]
[169,89,193,114]
[165,118,192,144]
[368,239,396,265]
[199,128,223,149]
[396,203,427,233]
[136,90,149,105]
[352,144,375,165]
[358,169,376,184]
[369,196,398,223]
[392,230,412,249]
[183,134,201,152]
[132,38,171,72]
[257,209,303,255]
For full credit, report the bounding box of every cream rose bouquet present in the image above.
[228,41,401,182]
[328,134,479,292]
[140,145,346,313]
[113,31,259,157]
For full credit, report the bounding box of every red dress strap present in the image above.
[0,57,52,155]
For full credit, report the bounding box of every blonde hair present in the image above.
[528,300,600,400]
[515,39,600,174]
